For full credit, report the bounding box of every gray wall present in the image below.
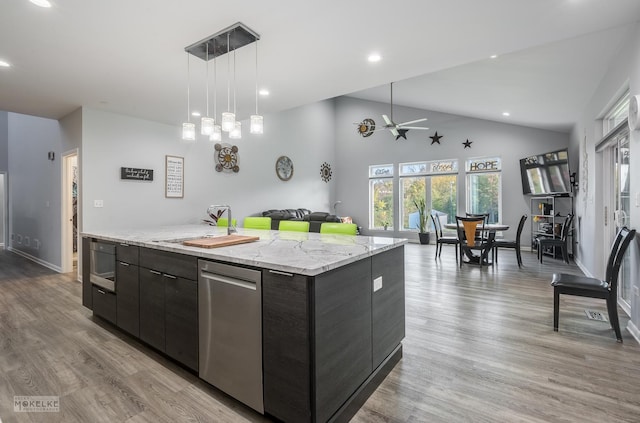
[7,113,63,268]
[82,100,336,232]
[334,96,570,242]
[0,111,8,172]
[570,22,640,337]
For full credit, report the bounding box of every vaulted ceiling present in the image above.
[1,0,639,133]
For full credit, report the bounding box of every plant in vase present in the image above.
[413,198,430,244]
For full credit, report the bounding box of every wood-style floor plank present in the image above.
[1,246,639,422]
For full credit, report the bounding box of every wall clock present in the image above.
[629,95,640,130]
[276,155,294,181]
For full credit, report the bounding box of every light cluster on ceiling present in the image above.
[182,22,263,143]
[29,0,52,7]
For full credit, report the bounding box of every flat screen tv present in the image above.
[519,148,571,195]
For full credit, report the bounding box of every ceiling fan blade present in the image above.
[382,114,393,126]
[400,126,430,130]
[398,118,427,126]
[389,127,399,137]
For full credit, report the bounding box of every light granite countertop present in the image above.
[82,224,407,276]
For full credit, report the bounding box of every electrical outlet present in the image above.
[94,200,104,208]
[17,234,22,244]
[373,276,383,292]
[24,236,30,247]
[34,239,40,250]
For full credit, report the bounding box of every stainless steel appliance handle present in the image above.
[149,270,161,275]
[200,270,257,290]
[163,274,177,279]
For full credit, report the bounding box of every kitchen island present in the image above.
[82,225,406,423]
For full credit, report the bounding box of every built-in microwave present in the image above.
[89,240,116,292]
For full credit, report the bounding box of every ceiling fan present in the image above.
[380,82,429,137]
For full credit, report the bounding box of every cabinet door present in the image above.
[139,268,165,352]
[116,262,140,337]
[165,275,198,371]
[82,237,92,309]
[92,285,116,324]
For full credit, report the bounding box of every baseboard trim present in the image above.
[627,321,640,346]
[573,257,594,278]
[7,247,62,273]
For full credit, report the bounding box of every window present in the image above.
[466,157,501,223]
[399,160,458,231]
[603,91,629,135]
[369,164,394,230]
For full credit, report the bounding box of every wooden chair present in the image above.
[455,216,495,269]
[278,220,310,232]
[493,214,527,267]
[538,214,573,263]
[551,226,635,342]
[243,216,272,230]
[320,222,357,235]
[430,214,459,262]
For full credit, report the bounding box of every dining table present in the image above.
[443,222,510,265]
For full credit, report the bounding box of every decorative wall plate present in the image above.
[276,155,294,181]
[356,118,376,137]
[214,143,239,173]
[320,162,332,183]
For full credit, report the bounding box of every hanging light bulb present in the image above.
[221,32,235,132]
[210,124,222,141]
[181,52,196,142]
[229,121,242,139]
[201,42,215,136]
[250,40,263,134]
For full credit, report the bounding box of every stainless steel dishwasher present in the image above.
[198,259,264,414]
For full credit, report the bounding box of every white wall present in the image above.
[570,23,640,337]
[7,113,64,268]
[334,96,570,241]
[81,100,336,232]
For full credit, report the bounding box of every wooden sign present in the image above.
[121,167,154,181]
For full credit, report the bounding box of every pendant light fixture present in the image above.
[181,52,196,142]
[200,42,214,136]
[183,22,262,141]
[250,40,263,134]
[210,39,222,142]
[221,32,236,132]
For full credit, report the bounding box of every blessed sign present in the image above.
[121,167,154,181]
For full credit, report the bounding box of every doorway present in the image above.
[603,127,631,314]
[61,150,79,276]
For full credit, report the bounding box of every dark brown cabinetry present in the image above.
[91,285,116,324]
[139,247,198,371]
[116,244,139,337]
[82,237,92,309]
[262,246,404,423]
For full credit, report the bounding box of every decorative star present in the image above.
[463,139,472,149]
[430,131,443,145]
[395,129,409,141]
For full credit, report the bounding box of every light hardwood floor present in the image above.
[1,245,639,422]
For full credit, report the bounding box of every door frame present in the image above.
[61,149,79,277]
[0,171,6,249]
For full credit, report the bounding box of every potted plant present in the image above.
[413,198,430,244]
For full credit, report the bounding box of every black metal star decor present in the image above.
[463,139,472,149]
[395,129,409,141]
[429,131,443,145]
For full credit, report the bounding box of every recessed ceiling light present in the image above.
[490,54,498,59]
[191,111,201,117]
[368,53,382,63]
[0,60,10,68]
[258,89,269,96]
[30,0,52,8]
[502,112,510,117]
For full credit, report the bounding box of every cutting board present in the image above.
[182,235,260,249]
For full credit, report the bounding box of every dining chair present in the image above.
[320,222,357,235]
[538,214,574,263]
[217,217,237,228]
[493,214,527,267]
[243,216,272,230]
[430,214,459,262]
[455,216,495,269]
[278,220,310,232]
[551,226,635,342]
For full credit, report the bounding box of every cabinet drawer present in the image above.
[92,285,117,324]
[140,248,197,280]
[117,243,139,265]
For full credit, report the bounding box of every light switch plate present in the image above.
[94,200,104,208]
[373,276,383,292]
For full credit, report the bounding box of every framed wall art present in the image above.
[165,155,184,198]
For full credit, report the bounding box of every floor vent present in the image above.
[584,310,608,322]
